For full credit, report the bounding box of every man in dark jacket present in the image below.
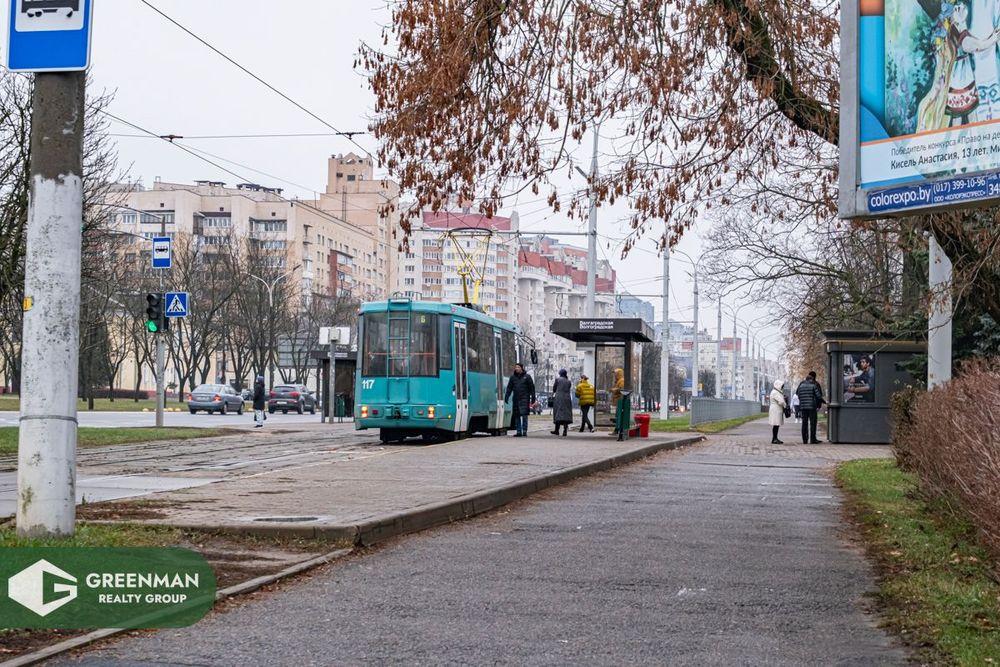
[504,363,536,437]
[795,371,824,444]
[252,376,267,428]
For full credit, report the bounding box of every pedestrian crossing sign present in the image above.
[164,292,189,319]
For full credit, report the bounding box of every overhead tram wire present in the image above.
[101,110,378,233]
[136,0,373,160]
[110,132,357,140]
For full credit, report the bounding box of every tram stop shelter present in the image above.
[821,330,925,444]
[312,345,357,421]
[550,318,654,426]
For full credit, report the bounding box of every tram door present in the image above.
[454,322,470,432]
[493,331,505,431]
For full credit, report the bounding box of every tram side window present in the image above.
[409,313,437,376]
[362,313,388,376]
[466,320,496,374]
[502,330,516,373]
[439,316,452,370]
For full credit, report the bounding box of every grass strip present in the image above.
[837,459,1000,665]
[649,412,765,434]
[0,427,232,456]
[0,396,184,413]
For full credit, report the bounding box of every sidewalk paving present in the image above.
[92,429,703,545]
[58,419,904,665]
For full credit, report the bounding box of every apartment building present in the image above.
[111,175,394,300]
[517,235,617,383]
[394,210,519,321]
[310,153,399,298]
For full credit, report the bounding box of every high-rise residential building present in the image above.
[310,153,399,298]
[104,158,400,393]
[109,173,396,301]
[616,294,655,325]
[393,210,518,322]
[517,235,616,385]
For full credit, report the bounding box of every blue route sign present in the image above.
[164,292,189,319]
[6,0,94,72]
[151,237,172,270]
[867,171,1000,215]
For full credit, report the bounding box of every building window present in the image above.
[347,175,357,182]
[203,215,232,228]
[141,211,174,224]
[252,219,287,233]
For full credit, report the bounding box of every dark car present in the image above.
[268,384,317,415]
[187,384,245,415]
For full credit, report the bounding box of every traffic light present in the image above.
[145,293,169,333]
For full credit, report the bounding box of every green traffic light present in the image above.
[146,320,160,333]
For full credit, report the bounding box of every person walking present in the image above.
[252,376,267,429]
[791,391,801,423]
[504,363,536,437]
[575,374,596,432]
[795,371,825,444]
[550,369,573,436]
[768,380,788,444]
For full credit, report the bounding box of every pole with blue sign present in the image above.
[11,0,94,539]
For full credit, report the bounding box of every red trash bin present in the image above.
[635,413,651,438]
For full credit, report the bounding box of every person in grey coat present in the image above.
[550,369,574,437]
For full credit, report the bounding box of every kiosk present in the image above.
[821,331,924,444]
[550,318,654,427]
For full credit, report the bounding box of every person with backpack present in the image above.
[252,376,267,429]
[795,371,825,444]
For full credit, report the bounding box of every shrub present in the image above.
[77,389,151,400]
[894,360,1000,562]
[889,385,921,471]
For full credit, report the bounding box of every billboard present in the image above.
[841,0,1000,217]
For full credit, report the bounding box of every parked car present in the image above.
[187,384,245,415]
[268,384,317,415]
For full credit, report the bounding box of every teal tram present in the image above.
[354,299,526,443]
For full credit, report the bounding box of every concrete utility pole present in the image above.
[659,249,670,420]
[585,127,599,319]
[716,297,723,399]
[927,232,953,389]
[692,267,700,398]
[17,72,87,538]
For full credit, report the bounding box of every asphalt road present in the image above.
[0,410,325,429]
[63,423,904,666]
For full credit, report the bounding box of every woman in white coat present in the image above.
[768,380,788,444]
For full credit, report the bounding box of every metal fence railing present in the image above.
[690,398,762,426]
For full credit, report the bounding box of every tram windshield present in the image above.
[362,311,439,377]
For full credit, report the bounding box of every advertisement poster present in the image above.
[860,0,1000,188]
[842,353,876,403]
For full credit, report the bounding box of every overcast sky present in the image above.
[3,0,785,363]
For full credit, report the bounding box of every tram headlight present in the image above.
[360,405,369,418]
[427,406,436,419]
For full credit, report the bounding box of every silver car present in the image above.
[187,384,245,415]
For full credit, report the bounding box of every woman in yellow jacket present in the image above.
[575,374,596,433]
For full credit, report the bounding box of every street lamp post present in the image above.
[249,268,297,387]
